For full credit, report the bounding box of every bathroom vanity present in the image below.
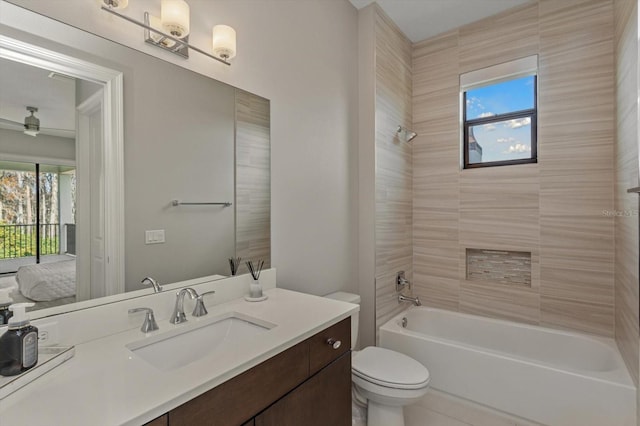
[0,279,358,426]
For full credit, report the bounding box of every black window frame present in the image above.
[462,75,538,169]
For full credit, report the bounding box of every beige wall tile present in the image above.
[458,3,539,74]
[613,0,639,386]
[235,90,271,270]
[540,215,614,272]
[415,242,460,280]
[373,5,414,337]
[459,209,540,249]
[459,165,540,211]
[411,0,616,338]
[413,276,460,311]
[460,281,540,325]
[541,295,615,336]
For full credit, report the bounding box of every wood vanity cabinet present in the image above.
[144,317,351,426]
[144,414,168,426]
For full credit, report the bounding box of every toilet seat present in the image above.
[352,347,430,390]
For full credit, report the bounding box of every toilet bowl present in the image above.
[325,292,430,426]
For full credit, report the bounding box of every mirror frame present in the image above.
[0,34,125,318]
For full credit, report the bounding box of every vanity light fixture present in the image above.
[100,0,128,10]
[23,106,40,137]
[148,15,177,48]
[100,0,235,66]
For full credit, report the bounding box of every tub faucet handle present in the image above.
[396,271,411,291]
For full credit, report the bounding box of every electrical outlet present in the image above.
[36,322,59,346]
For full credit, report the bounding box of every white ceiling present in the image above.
[349,0,530,42]
[0,57,76,138]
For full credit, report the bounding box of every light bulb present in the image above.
[161,0,190,38]
[212,25,236,60]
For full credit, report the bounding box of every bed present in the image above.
[15,259,76,302]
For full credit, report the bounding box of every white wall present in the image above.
[0,127,75,163]
[357,5,376,348]
[3,0,360,296]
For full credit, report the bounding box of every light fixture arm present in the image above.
[100,5,231,66]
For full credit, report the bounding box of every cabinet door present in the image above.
[144,414,168,426]
[168,341,308,426]
[255,352,351,426]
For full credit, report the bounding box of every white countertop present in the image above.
[0,288,358,426]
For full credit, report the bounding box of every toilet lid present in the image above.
[352,347,430,390]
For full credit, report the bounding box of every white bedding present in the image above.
[16,260,76,302]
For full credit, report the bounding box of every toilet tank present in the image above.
[324,291,360,350]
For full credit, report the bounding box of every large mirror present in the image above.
[0,2,271,316]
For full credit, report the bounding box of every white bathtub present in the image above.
[379,307,636,426]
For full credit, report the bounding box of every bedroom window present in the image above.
[461,56,538,169]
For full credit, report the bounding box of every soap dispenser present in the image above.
[0,303,38,376]
[0,288,13,325]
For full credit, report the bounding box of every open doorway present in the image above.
[0,52,106,309]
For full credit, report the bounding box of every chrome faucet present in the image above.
[141,276,163,293]
[170,288,198,324]
[398,294,422,306]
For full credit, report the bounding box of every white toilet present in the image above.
[325,292,430,426]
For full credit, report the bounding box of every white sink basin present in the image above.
[126,312,275,371]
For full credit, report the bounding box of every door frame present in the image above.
[0,34,125,295]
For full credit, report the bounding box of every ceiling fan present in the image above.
[0,106,74,138]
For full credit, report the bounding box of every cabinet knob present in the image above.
[326,338,341,350]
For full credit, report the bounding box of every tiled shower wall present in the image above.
[235,89,271,273]
[372,6,414,335]
[614,0,639,385]
[412,0,616,336]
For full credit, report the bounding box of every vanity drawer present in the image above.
[308,317,350,375]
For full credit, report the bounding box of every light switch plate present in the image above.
[145,230,165,244]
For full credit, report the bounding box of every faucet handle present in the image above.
[396,271,410,291]
[128,307,159,333]
[192,290,216,317]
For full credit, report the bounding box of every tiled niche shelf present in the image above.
[466,248,532,287]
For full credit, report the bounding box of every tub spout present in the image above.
[398,294,421,306]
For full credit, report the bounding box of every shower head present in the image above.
[397,125,418,143]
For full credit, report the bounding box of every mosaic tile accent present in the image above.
[466,249,531,287]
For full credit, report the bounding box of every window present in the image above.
[461,57,538,169]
